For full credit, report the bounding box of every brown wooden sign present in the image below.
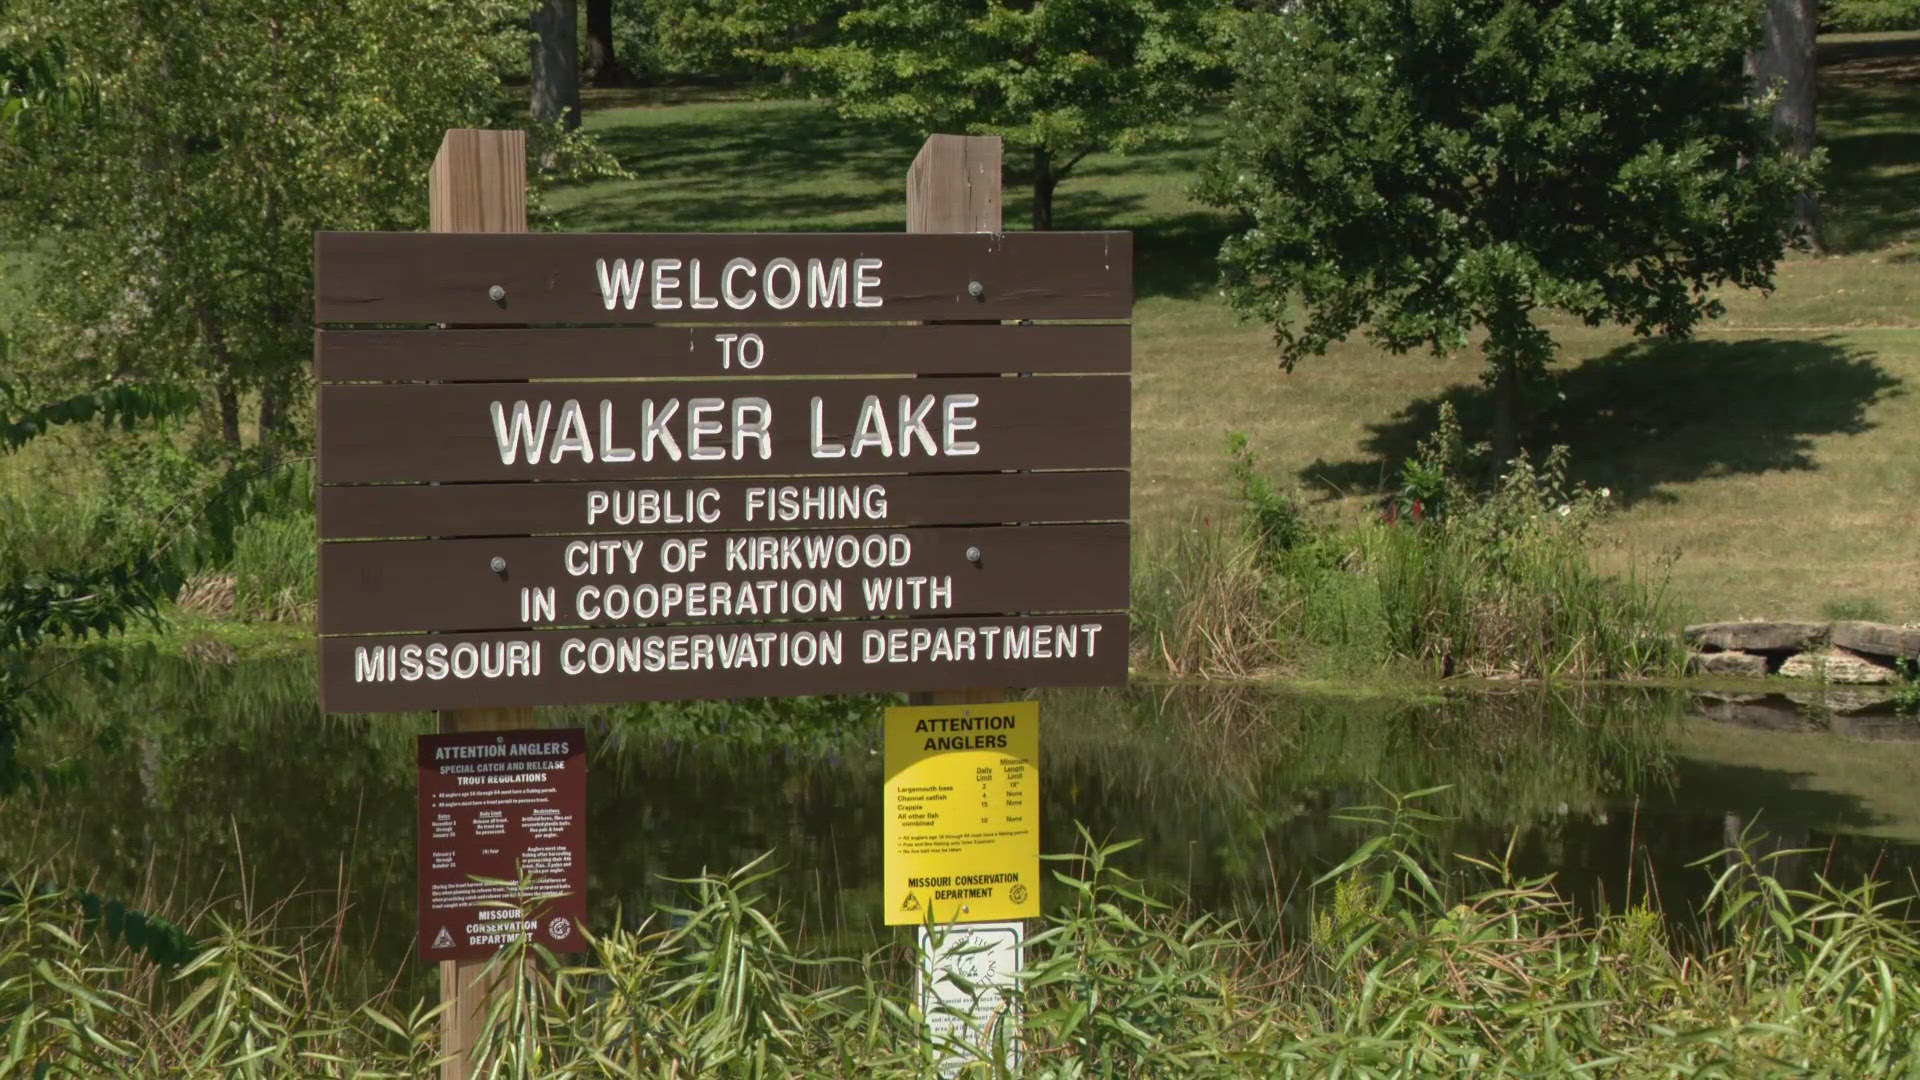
[417,727,587,962]
[314,225,1131,713]
[316,323,1129,382]
[326,613,1126,713]
[321,523,1124,634]
[319,471,1126,540]
[315,231,1132,325]
[317,376,1128,484]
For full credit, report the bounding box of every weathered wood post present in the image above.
[904,133,1028,1073]
[427,127,532,1080]
[908,133,1005,723]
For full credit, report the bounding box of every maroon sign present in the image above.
[417,727,587,962]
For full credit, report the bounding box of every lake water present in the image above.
[9,652,1919,998]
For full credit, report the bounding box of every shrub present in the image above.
[1204,410,1684,681]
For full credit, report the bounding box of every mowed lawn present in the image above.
[549,33,1920,623]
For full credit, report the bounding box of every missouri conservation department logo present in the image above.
[900,892,921,912]
[432,926,455,950]
[548,916,573,940]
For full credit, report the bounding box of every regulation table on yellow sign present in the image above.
[884,701,1039,925]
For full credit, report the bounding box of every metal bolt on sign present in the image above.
[489,556,507,573]
[487,284,506,303]
[964,546,983,565]
[967,280,985,299]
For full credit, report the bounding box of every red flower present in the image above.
[1412,499,1425,524]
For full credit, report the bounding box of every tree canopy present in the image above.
[0,0,521,453]
[736,0,1227,228]
[1201,0,1817,457]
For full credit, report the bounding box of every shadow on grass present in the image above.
[1818,33,1920,251]
[560,104,925,231]
[564,96,1235,298]
[1054,192,1232,301]
[1296,336,1905,506]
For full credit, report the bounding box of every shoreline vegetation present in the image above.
[7,804,1919,1076]
[34,408,1711,688]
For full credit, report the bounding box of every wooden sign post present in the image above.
[426,128,533,1080]
[315,128,1131,1078]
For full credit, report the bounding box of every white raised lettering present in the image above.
[764,257,801,310]
[598,400,635,462]
[595,258,644,311]
[942,394,980,455]
[688,258,719,309]
[732,397,771,460]
[850,395,893,457]
[649,257,683,310]
[548,399,594,463]
[809,396,846,458]
[807,257,848,308]
[489,400,552,465]
[722,257,757,310]
[853,257,883,308]
[686,398,725,461]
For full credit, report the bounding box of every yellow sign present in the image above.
[884,701,1039,926]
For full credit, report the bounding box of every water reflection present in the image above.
[6,652,1917,999]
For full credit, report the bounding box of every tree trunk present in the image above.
[530,0,581,131]
[1491,363,1518,467]
[1748,0,1823,252]
[257,381,284,465]
[216,379,242,449]
[583,0,623,86]
[197,307,243,449]
[1031,147,1056,231]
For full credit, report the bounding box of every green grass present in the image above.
[545,33,1920,627]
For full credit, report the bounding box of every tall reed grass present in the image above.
[6,800,1917,1076]
[1135,410,1685,681]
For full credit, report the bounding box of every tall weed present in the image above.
[5,808,1920,1075]
[1131,518,1291,679]
[231,508,317,623]
[1182,409,1685,681]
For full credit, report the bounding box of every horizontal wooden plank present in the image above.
[319,613,1128,713]
[320,523,1125,635]
[314,231,1132,324]
[318,472,1128,539]
[318,376,1128,484]
[315,324,1130,381]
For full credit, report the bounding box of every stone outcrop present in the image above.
[1684,621,1827,654]
[1684,620,1917,683]
[1831,622,1920,665]
[1778,650,1898,685]
[1686,651,1768,677]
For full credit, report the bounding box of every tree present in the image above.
[0,0,520,454]
[757,0,1227,229]
[584,0,626,85]
[1201,0,1816,461]
[1748,0,1822,250]
[531,0,582,129]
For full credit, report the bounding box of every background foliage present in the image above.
[1202,0,1817,458]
